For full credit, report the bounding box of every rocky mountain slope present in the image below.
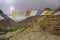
[9,16,60,40]
[0,16,60,40]
[0,18,18,29]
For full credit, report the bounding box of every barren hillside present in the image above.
[0,18,18,29]
[9,16,60,40]
[0,16,60,40]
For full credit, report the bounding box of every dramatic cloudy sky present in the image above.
[0,0,60,15]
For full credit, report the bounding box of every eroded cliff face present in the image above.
[9,16,60,40]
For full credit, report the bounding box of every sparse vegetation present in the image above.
[0,28,9,35]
